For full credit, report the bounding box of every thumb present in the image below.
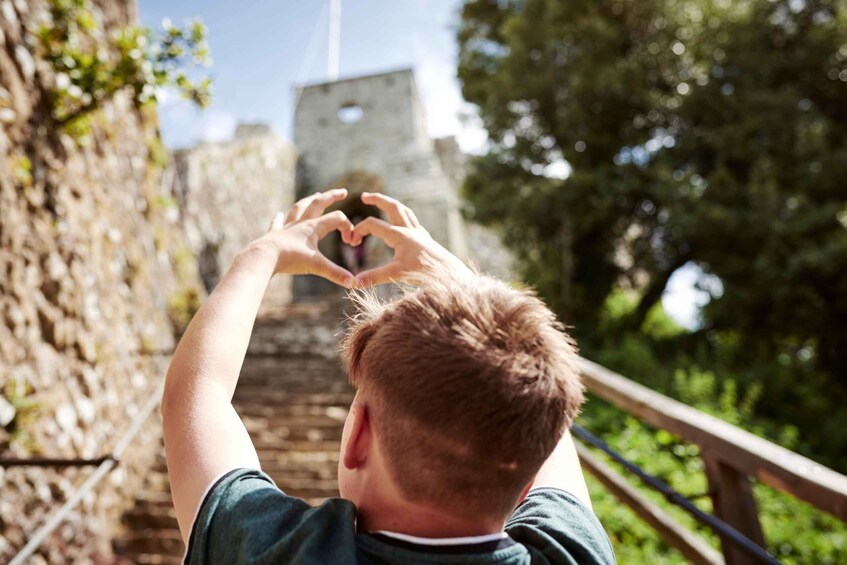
[311,254,355,288]
[354,261,405,288]
[269,212,286,231]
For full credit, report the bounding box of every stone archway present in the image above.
[322,169,389,272]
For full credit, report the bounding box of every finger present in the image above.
[313,210,354,241]
[285,188,347,224]
[360,192,412,226]
[311,254,354,288]
[269,212,285,231]
[302,188,348,220]
[354,262,405,288]
[352,217,403,247]
[285,199,308,224]
[402,207,421,228]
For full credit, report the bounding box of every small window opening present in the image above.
[338,104,364,124]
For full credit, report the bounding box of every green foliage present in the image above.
[582,396,847,563]
[37,0,212,134]
[673,367,761,427]
[586,474,688,563]
[167,286,201,336]
[11,154,33,188]
[457,4,847,556]
[149,194,179,211]
[146,131,170,170]
[2,378,42,454]
[590,288,846,467]
[573,296,847,562]
[457,0,847,381]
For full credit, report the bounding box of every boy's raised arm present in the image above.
[162,189,354,541]
[530,429,592,508]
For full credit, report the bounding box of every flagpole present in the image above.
[328,0,341,81]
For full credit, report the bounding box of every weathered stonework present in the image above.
[293,69,470,297]
[168,124,297,310]
[0,0,513,560]
[293,68,515,297]
[0,0,201,562]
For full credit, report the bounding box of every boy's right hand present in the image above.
[351,192,471,287]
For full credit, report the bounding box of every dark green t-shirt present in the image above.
[185,468,616,564]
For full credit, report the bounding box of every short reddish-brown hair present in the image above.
[341,269,584,519]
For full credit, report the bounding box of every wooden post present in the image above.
[703,454,766,565]
[577,443,724,565]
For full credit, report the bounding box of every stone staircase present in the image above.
[113,299,354,563]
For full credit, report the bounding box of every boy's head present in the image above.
[338,270,584,523]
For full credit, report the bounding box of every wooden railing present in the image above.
[574,358,847,565]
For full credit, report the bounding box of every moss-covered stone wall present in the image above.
[0,0,203,561]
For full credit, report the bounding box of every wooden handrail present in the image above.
[577,358,847,522]
[576,443,725,565]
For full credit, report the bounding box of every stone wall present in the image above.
[292,68,517,298]
[294,69,468,267]
[0,0,203,561]
[169,124,297,310]
[466,223,517,282]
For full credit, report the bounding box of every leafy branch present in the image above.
[37,0,212,130]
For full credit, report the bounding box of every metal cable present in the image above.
[572,423,781,565]
[0,351,172,469]
[0,455,111,468]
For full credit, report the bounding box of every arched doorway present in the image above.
[294,170,391,301]
[321,170,389,276]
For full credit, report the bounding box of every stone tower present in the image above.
[293,69,468,297]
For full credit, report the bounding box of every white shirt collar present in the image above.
[371,531,508,546]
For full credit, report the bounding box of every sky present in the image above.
[137,0,705,327]
[137,0,485,151]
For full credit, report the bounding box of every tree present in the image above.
[457,0,847,380]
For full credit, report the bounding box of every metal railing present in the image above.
[575,358,847,565]
[6,353,846,564]
[6,380,165,565]
[572,424,778,564]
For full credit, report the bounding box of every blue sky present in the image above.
[138,0,485,151]
[138,0,705,326]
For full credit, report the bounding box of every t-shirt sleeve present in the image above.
[505,487,616,565]
[184,468,359,565]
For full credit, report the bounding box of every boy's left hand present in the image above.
[251,188,356,288]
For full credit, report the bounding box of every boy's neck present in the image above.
[356,495,506,539]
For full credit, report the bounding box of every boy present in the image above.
[162,189,616,564]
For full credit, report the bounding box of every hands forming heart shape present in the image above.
[256,188,468,289]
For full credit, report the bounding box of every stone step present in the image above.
[135,490,176,507]
[117,553,184,565]
[258,465,337,482]
[251,429,343,444]
[235,377,350,390]
[115,308,353,562]
[124,504,180,531]
[251,438,341,453]
[238,413,347,429]
[234,393,353,410]
[114,529,184,556]
[256,450,339,466]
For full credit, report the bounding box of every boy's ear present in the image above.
[342,401,371,470]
